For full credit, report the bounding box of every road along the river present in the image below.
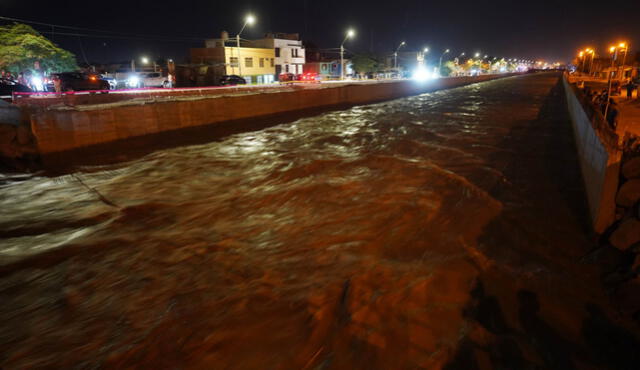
[1,73,639,369]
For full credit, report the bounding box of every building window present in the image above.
[245,57,253,68]
[270,58,274,67]
[292,48,299,58]
[285,65,289,73]
[259,58,264,68]
[275,48,280,57]
[229,57,238,67]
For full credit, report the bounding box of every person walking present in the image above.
[626,80,635,99]
[53,75,62,94]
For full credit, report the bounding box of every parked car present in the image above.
[140,72,170,88]
[278,73,297,83]
[100,75,118,90]
[220,75,247,86]
[49,72,110,92]
[298,72,320,83]
[0,78,32,101]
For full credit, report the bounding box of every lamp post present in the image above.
[604,46,618,121]
[438,49,450,76]
[340,29,355,80]
[140,56,157,72]
[420,47,429,67]
[236,14,255,77]
[394,41,406,73]
[586,48,595,76]
[618,42,629,83]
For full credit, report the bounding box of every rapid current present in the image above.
[2,73,638,369]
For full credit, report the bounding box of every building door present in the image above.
[276,65,282,76]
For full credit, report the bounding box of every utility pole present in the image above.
[340,29,355,80]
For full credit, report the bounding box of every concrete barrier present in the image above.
[562,75,622,233]
[27,75,517,156]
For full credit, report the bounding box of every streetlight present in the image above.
[585,48,595,75]
[438,49,450,76]
[394,41,406,72]
[604,45,620,120]
[618,42,629,83]
[236,14,256,76]
[340,29,355,80]
[141,56,149,64]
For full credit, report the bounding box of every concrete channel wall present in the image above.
[562,75,622,233]
[29,75,515,155]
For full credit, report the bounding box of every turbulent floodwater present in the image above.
[1,73,639,369]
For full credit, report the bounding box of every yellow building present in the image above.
[223,47,275,83]
[191,43,276,84]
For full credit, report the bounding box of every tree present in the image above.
[440,61,455,77]
[0,23,78,74]
[351,54,379,74]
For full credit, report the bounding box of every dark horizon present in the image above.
[2,0,640,65]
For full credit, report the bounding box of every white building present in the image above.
[252,33,305,76]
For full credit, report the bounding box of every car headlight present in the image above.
[127,76,139,87]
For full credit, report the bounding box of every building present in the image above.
[190,31,276,84]
[250,33,305,76]
[305,60,352,79]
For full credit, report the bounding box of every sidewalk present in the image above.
[613,93,640,138]
[569,74,640,139]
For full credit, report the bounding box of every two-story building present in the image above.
[251,33,305,76]
[190,31,276,84]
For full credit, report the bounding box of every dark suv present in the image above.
[219,75,247,86]
[49,72,111,92]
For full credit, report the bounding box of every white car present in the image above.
[141,72,170,88]
[126,72,170,89]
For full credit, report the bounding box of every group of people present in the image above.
[1,70,46,91]
[583,86,619,129]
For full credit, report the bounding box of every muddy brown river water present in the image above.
[1,73,639,369]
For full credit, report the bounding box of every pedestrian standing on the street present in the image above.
[606,99,618,130]
[626,80,635,100]
[53,75,61,94]
[17,72,26,86]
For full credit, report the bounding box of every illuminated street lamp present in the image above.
[618,42,629,83]
[438,49,450,76]
[585,48,595,75]
[394,41,406,72]
[604,45,621,120]
[141,56,149,64]
[236,14,256,76]
[340,29,355,80]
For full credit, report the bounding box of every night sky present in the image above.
[2,0,639,65]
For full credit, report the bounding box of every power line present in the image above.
[0,15,207,42]
[38,30,205,43]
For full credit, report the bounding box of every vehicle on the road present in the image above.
[298,72,320,83]
[140,72,170,88]
[220,75,247,86]
[49,72,110,92]
[0,78,32,101]
[100,75,118,90]
[278,73,297,83]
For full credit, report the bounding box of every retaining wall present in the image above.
[562,75,622,233]
[29,75,515,155]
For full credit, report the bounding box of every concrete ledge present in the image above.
[28,75,518,156]
[562,75,622,233]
